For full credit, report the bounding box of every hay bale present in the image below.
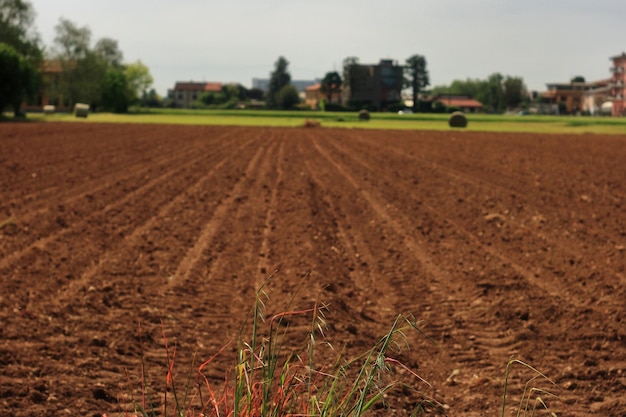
[74,103,89,118]
[448,111,467,128]
[43,105,55,115]
[303,119,321,128]
[358,109,370,121]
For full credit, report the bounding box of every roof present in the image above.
[609,52,626,61]
[305,83,321,91]
[174,82,223,92]
[435,95,483,108]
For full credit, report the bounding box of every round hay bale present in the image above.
[358,109,370,121]
[74,103,89,118]
[448,111,467,128]
[43,105,55,115]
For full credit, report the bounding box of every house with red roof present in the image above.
[304,83,342,109]
[433,95,484,113]
[168,81,223,108]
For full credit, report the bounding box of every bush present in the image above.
[386,102,406,113]
[274,85,300,110]
[323,102,352,112]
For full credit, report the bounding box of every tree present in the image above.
[404,54,429,112]
[52,18,97,107]
[102,68,130,113]
[94,37,123,68]
[0,42,37,115]
[342,56,359,101]
[140,88,162,108]
[267,56,291,108]
[275,84,299,110]
[502,76,527,110]
[0,1,42,115]
[0,0,42,62]
[124,60,153,104]
[0,42,22,112]
[53,18,91,62]
[321,71,342,104]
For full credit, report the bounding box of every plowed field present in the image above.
[1,123,624,416]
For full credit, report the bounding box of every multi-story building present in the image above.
[342,59,403,111]
[168,82,222,108]
[608,52,626,116]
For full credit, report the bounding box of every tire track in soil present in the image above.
[324,133,588,306]
[314,131,623,414]
[343,131,626,303]
[307,133,562,409]
[339,131,626,313]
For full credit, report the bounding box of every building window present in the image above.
[178,93,183,100]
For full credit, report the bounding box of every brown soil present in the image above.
[0,123,624,417]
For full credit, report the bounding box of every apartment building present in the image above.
[342,59,403,111]
[609,52,626,116]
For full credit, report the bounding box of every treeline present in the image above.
[0,0,156,116]
[431,73,529,113]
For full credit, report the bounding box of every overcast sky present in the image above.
[30,0,626,96]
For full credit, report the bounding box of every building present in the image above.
[304,83,342,109]
[342,59,403,111]
[432,95,484,113]
[168,82,222,108]
[542,78,613,115]
[608,52,626,116]
[583,79,612,115]
[24,60,71,111]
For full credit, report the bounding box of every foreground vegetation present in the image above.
[115,281,563,417]
[21,108,626,134]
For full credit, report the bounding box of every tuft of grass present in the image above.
[120,279,436,417]
[501,357,568,417]
[111,276,567,417]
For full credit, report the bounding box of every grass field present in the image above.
[19,108,626,134]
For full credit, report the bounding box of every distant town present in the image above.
[165,54,626,117]
[1,1,625,117]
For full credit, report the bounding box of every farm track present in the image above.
[0,123,624,416]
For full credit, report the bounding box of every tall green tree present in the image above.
[94,37,123,68]
[0,42,21,112]
[502,76,527,110]
[102,68,130,113]
[0,0,42,115]
[404,54,429,112]
[480,73,504,113]
[267,56,291,108]
[0,0,41,61]
[342,56,359,102]
[320,71,342,104]
[52,18,97,107]
[124,60,153,104]
[0,42,37,115]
